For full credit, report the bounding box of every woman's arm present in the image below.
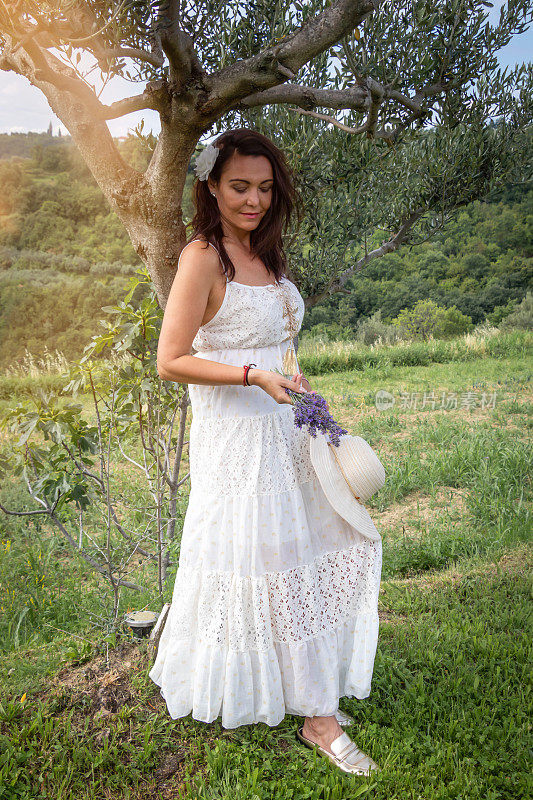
[156,243,305,403]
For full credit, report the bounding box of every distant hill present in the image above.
[0,133,531,368]
[317,181,532,334]
[0,130,71,159]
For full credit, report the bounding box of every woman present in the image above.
[149,128,382,776]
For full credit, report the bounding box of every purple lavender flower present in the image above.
[275,369,348,446]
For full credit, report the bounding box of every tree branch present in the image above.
[2,472,147,592]
[59,441,158,562]
[19,37,102,106]
[199,0,381,117]
[238,76,447,141]
[305,206,427,309]
[97,46,164,69]
[98,80,168,119]
[238,82,370,112]
[0,36,138,184]
[0,495,60,516]
[154,0,205,87]
[287,106,373,134]
[17,5,166,72]
[0,30,170,291]
[47,509,147,592]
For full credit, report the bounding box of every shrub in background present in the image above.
[392,299,473,341]
[355,309,402,346]
[499,291,533,331]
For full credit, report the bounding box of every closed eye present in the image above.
[234,187,272,193]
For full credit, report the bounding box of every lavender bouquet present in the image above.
[274,368,348,446]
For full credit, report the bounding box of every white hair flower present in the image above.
[194,143,220,181]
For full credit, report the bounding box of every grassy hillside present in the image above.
[0,331,530,798]
[0,133,531,369]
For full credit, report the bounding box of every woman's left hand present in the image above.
[291,372,313,393]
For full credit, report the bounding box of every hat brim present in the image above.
[309,432,382,543]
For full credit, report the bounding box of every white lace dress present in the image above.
[148,241,382,729]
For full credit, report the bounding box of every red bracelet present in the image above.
[243,363,257,386]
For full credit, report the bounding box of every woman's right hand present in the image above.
[248,368,306,405]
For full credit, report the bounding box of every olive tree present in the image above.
[1,0,531,309]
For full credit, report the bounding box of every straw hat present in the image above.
[309,432,386,542]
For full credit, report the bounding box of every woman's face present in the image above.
[208,152,273,233]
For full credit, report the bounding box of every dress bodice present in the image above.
[192,277,304,352]
[179,240,305,352]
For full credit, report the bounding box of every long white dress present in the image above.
[148,240,382,729]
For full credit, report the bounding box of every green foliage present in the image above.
[0,160,30,216]
[0,270,186,634]
[0,131,62,159]
[392,299,444,340]
[305,321,353,342]
[0,273,130,369]
[499,290,533,330]
[0,141,140,261]
[0,133,531,368]
[296,330,531,377]
[438,305,475,337]
[1,272,168,521]
[0,373,66,401]
[353,310,401,346]
[1,392,98,513]
[301,185,532,340]
[0,517,87,653]
[0,135,161,368]
[391,299,473,340]
[485,297,519,325]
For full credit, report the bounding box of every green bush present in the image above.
[305,321,353,342]
[392,299,473,340]
[355,309,402,346]
[499,291,533,331]
[438,304,475,337]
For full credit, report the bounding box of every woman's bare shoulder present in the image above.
[182,237,220,256]
[177,238,221,281]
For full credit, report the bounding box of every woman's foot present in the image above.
[302,715,344,756]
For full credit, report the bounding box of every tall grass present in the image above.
[0,348,131,401]
[297,328,531,375]
[4,346,68,378]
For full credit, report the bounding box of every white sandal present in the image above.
[296,726,380,776]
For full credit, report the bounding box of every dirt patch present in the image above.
[388,542,532,593]
[29,639,208,799]
[377,487,469,540]
[37,640,147,714]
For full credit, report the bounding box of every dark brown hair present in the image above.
[188,128,304,284]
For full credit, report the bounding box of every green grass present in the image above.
[0,329,531,798]
[0,549,530,799]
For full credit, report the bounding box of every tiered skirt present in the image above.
[148,345,382,729]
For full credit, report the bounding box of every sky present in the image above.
[0,2,530,139]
